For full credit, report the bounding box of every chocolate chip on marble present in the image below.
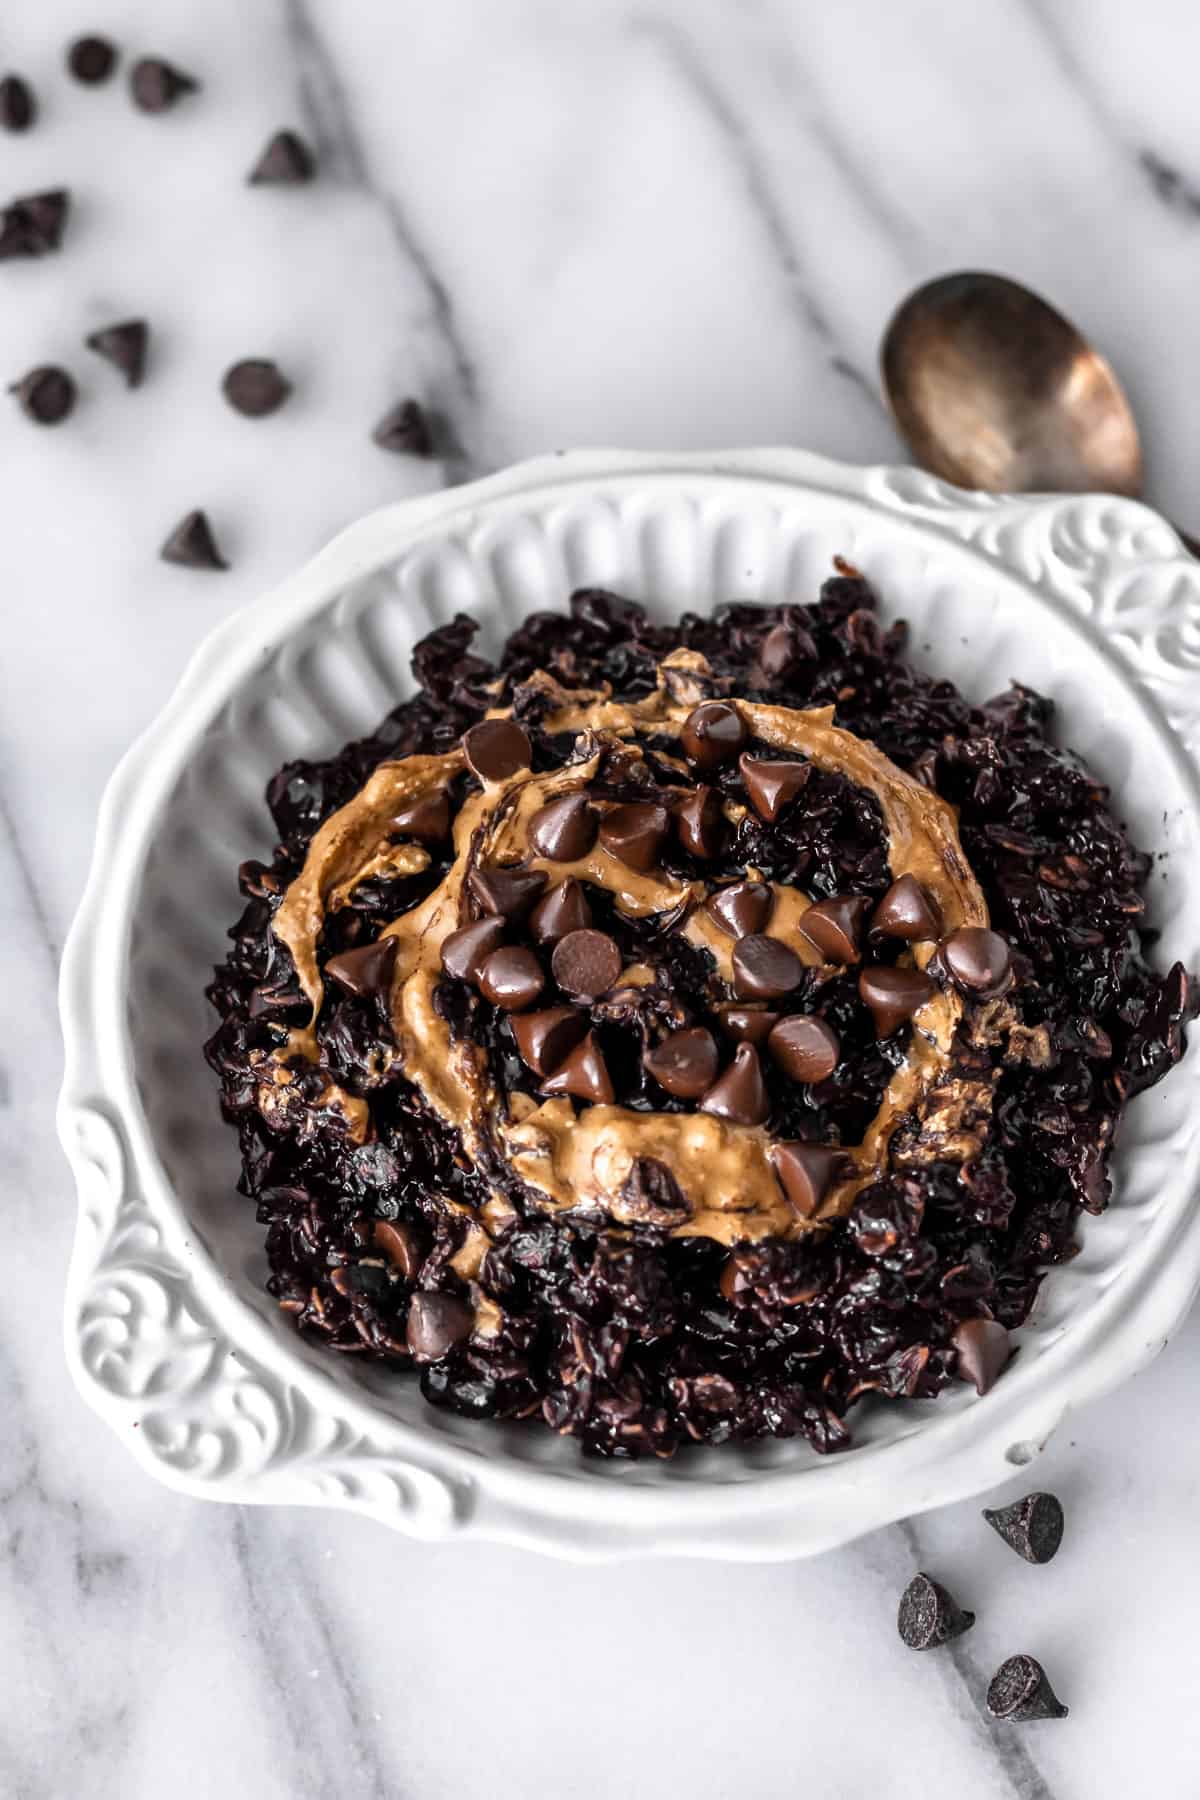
[953,1317,1012,1395]
[674,785,724,859]
[941,926,1013,1000]
[732,934,805,1000]
[222,357,291,417]
[160,508,228,569]
[67,35,117,83]
[130,57,198,112]
[529,792,597,861]
[406,1291,473,1361]
[897,1573,976,1651]
[798,895,869,964]
[598,801,670,872]
[84,318,148,387]
[440,916,506,982]
[705,880,774,939]
[323,935,397,998]
[372,397,433,455]
[986,1655,1068,1723]
[510,1006,588,1077]
[478,946,545,1011]
[983,1492,1065,1565]
[248,128,316,184]
[9,366,75,424]
[769,1142,848,1218]
[872,873,942,942]
[0,189,70,259]
[644,1027,720,1099]
[463,718,532,784]
[0,75,35,132]
[551,928,622,1000]
[540,1030,615,1103]
[699,1043,769,1126]
[716,1006,780,1044]
[529,876,592,945]
[681,701,746,770]
[373,1218,425,1280]
[467,864,547,921]
[767,1014,840,1083]
[738,753,812,822]
[391,791,451,840]
[858,966,935,1036]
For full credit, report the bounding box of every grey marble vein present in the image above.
[0,786,58,967]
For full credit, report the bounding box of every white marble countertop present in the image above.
[5,1,1200,1794]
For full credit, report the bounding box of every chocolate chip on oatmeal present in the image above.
[85,319,148,387]
[739,753,812,822]
[406,1292,473,1361]
[986,1655,1068,1722]
[858,966,935,1036]
[941,927,1013,999]
[223,357,291,416]
[324,936,397,998]
[757,620,816,679]
[529,792,597,861]
[478,945,545,1011]
[872,873,942,941]
[681,701,746,770]
[644,1027,720,1099]
[897,1573,976,1650]
[373,1218,425,1279]
[391,791,451,840]
[440,916,506,982]
[732,934,804,999]
[372,398,433,455]
[716,1006,779,1044]
[540,1030,614,1103]
[248,128,316,184]
[674,785,724,858]
[952,1317,1012,1394]
[799,895,869,964]
[769,1142,848,1217]
[468,864,547,920]
[983,1492,1065,1564]
[551,928,622,1000]
[511,1006,588,1076]
[705,880,774,939]
[160,508,228,569]
[699,1043,769,1125]
[767,1015,840,1082]
[130,56,197,112]
[68,35,117,83]
[9,366,75,424]
[598,801,670,872]
[463,718,532,783]
[0,75,35,131]
[529,877,592,945]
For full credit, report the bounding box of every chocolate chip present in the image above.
[598,801,670,872]
[406,1292,473,1361]
[699,1043,769,1125]
[551,928,622,1000]
[769,1142,848,1217]
[680,701,746,770]
[85,319,148,387]
[478,946,545,1011]
[767,1014,840,1082]
[391,791,450,840]
[872,873,942,941]
[858,966,935,1036]
[705,880,774,939]
[758,620,816,679]
[529,792,597,861]
[467,864,547,920]
[941,926,1013,999]
[983,1492,1064,1565]
[510,1006,588,1076]
[130,57,197,112]
[716,1007,779,1044]
[441,916,506,982]
[620,1157,690,1225]
[953,1317,1012,1395]
[0,189,70,259]
[372,398,433,455]
[0,75,35,132]
[160,508,228,570]
[799,895,869,964]
[222,357,291,417]
[67,36,117,83]
[739,753,812,822]
[986,1655,1068,1722]
[674,786,724,859]
[463,718,532,784]
[644,1027,720,1099]
[732,935,804,999]
[9,366,75,425]
[248,128,315,184]
[529,877,592,945]
[373,1218,425,1279]
[540,1030,615,1103]
[323,936,397,998]
[897,1573,976,1650]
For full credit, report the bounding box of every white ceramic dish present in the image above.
[59,449,1200,1562]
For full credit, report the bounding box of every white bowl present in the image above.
[58,448,1200,1561]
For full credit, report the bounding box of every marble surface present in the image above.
[5,1,1200,1794]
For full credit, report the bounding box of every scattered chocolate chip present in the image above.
[529,877,592,945]
[529,792,597,861]
[160,508,228,570]
[130,57,197,113]
[84,319,148,387]
[858,965,935,1036]
[9,365,75,425]
[644,1027,720,1099]
[769,1142,848,1217]
[941,926,1013,1000]
[0,189,70,259]
[441,916,506,982]
[799,895,869,964]
[463,718,532,784]
[716,1007,779,1044]
[767,1014,840,1082]
[872,873,941,941]
[681,701,746,770]
[986,1655,1068,1723]
[983,1492,1064,1565]
[739,753,812,822]
[222,357,291,417]
[897,1573,976,1650]
[540,1030,614,1103]
[467,864,547,921]
[732,934,805,1000]
[391,791,450,840]
[700,1043,769,1126]
[598,801,670,872]
[953,1317,1012,1395]
[0,75,35,132]
[705,880,774,939]
[373,1218,425,1279]
[248,128,315,185]
[323,936,397,998]
[674,785,724,859]
[67,36,117,84]
[478,945,545,1011]
[510,1006,588,1077]
[551,928,622,1000]
[406,1292,473,1361]
[372,397,433,455]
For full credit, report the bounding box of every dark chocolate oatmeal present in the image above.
[204,570,1194,1459]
